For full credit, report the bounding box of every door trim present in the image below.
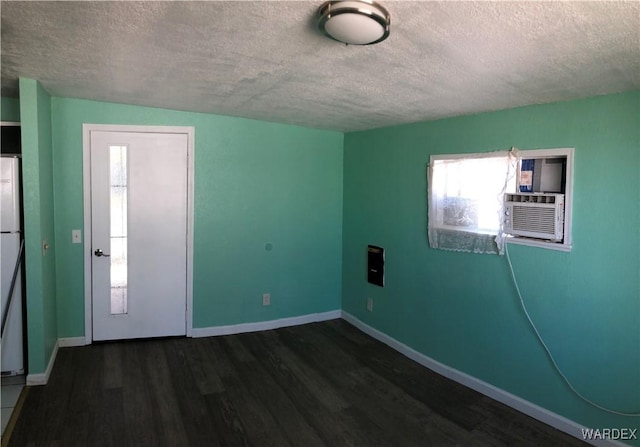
[82,124,195,344]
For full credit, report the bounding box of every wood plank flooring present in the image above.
[8,320,587,446]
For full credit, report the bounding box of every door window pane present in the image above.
[110,145,128,315]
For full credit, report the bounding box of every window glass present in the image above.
[428,151,517,254]
[110,145,128,314]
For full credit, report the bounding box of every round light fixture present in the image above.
[317,0,390,45]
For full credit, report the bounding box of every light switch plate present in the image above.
[72,229,82,244]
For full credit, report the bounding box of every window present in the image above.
[110,145,128,314]
[428,150,517,254]
[428,148,573,254]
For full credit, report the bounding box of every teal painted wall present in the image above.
[19,79,58,374]
[51,98,343,337]
[1,96,21,121]
[18,82,639,439]
[343,92,640,436]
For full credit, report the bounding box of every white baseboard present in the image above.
[192,309,342,338]
[340,311,628,447]
[27,316,342,386]
[25,312,340,384]
[22,310,627,447]
[58,337,87,348]
[26,340,59,386]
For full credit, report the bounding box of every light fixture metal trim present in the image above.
[318,0,391,45]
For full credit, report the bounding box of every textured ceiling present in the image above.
[2,1,639,132]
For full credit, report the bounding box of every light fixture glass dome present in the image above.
[317,0,390,45]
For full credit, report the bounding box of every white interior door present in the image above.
[90,131,188,341]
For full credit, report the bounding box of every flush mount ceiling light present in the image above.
[317,0,390,45]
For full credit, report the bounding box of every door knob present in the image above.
[94,248,110,257]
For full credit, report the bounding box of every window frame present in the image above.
[507,147,574,252]
[428,147,574,254]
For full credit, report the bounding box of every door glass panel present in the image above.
[110,145,128,315]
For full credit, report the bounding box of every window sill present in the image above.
[506,236,571,252]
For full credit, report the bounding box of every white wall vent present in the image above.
[504,193,565,242]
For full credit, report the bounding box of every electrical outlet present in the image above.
[366,297,373,312]
[262,293,271,306]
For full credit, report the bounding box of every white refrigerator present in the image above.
[1,156,24,375]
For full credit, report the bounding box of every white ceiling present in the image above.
[2,1,639,132]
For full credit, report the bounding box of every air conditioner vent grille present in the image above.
[505,193,557,204]
[504,193,564,241]
[512,207,556,233]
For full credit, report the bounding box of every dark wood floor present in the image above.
[8,319,587,446]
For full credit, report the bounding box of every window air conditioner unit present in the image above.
[504,193,564,242]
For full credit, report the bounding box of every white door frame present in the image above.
[82,124,195,344]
